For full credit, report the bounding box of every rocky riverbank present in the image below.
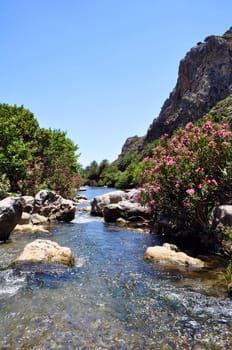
[0,189,77,242]
[90,189,232,257]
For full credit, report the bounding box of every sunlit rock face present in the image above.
[145,28,232,143]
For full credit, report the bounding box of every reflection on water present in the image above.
[0,187,232,349]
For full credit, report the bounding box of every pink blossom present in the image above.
[185,122,193,129]
[166,160,175,166]
[186,188,195,195]
[175,182,181,188]
[211,179,218,186]
[198,184,203,189]
[203,121,213,130]
[183,201,190,207]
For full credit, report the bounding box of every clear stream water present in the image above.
[0,187,232,349]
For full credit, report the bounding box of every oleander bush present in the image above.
[139,116,232,233]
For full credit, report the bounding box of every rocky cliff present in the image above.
[145,27,232,144]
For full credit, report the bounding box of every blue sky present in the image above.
[1,1,232,167]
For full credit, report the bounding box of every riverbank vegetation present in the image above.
[0,103,81,198]
[82,97,232,239]
[82,102,232,193]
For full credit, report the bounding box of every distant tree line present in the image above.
[81,151,146,189]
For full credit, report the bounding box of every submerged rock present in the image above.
[13,239,75,266]
[144,243,204,268]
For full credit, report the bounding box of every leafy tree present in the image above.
[0,103,81,197]
[0,104,37,191]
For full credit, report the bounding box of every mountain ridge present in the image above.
[120,27,232,156]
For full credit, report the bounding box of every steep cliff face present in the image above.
[145,27,232,144]
[119,135,145,157]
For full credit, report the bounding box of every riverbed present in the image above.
[0,187,231,349]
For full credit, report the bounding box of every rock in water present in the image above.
[144,243,204,268]
[0,197,23,241]
[91,190,128,216]
[34,190,76,222]
[14,239,75,266]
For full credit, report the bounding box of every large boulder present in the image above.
[91,190,129,216]
[144,243,204,268]
[103,200,150,223]
[13,239,75,266]
[0,197,23,241]
[33,190,76,222]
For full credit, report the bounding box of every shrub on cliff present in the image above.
[139,116,232,233]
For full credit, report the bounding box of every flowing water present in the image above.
[0,187,232,349]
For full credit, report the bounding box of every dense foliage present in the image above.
[0,104,81,198]
[139,116,232,233]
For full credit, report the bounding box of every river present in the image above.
[0,187,232,349]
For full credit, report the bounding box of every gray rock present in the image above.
[33,190,76,222]
[0,197,23,241]
[103,200,150,223]
[91,190,129,216]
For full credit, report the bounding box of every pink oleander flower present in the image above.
[186,188,195,195]
[211,179,218,186]
[185,122,193,129]
[162,133,169,139]
[175,182,181,188]
[198,184,203,189]
[183,201,190,207]
[166,160,175,166]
